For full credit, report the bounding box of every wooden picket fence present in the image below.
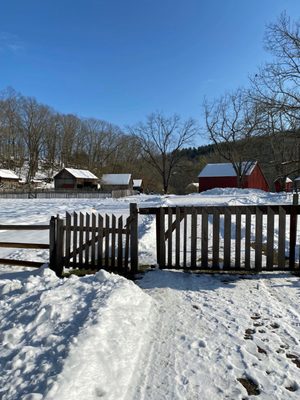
[49,204,138,277]
[140,204,300,271]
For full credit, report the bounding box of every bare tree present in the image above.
[204,89,262,187]
[252,12,300,119]
[129,112,198,193]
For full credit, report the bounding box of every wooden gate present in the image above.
[49,203,138,277]
[140,205,300,271]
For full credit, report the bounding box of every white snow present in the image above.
[55,168,99,180]
[198,162,256,177]
[0,169,20,180]
[101,174,132,185]
[0,189,299,399]
[133,179,143,187]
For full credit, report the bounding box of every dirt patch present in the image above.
[257,346,267,355]
[286,354,300,368]
[237,377,260,396]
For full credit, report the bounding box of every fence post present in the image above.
[130,203,138,275]
[293,193,299,205]
[49,216,56,271]
[55,215,65,277]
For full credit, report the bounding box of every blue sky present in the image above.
[0,0,299,137]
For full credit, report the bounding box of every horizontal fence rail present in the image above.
[0,189,137,199]
[0,224,50,268]
[140,205,300,271]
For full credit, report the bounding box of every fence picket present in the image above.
[212,208,220,269]
[72,212,78,265]
[235,208,241,269]
[175,207,180,267]
[97,215,103,267]
[191,207,197,268]
[183,208,187,268]
[65,212,71,268]
[278,206,286,269]
[79,213,84,265]
[91,213,96,266]
[85,213,90,267]
[223,208,231,269]
[267,207,275,270]
[168,208,172,267]
[289,206,297,270]
[105,214,109,268]
[245,209,251,269]
[201,208,208,268]
[117,216,123,270]
[255,207,263,271]
[111,214,116,269]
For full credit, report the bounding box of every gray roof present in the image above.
[198,162,257,178]
[56,168,99,180]
[101,174,132,185]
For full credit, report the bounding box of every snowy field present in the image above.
[1,189,300,399]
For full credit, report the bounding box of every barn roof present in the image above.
[101,174,132,185]
[198,162,257,178]
[0,169,19,180]
[55,168,99,180]
[133,179,143,187]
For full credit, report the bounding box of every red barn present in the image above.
[198,162,269,192]
[274,177,293,192]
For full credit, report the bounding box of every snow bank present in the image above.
[0,266,153,400]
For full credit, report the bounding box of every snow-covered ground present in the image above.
[1,189,300,399]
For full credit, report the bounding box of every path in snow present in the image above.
[134,270,300,400]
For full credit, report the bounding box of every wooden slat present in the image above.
[235,208,241,269]
[130,203,138,274]
[159,207,165,268]
[278,206,286,269]
[105,214,110,268]
[289,206,297,270]
[0,242,49,249]
[212,208,220,269]
[85,213,90,267]
[111,214,116,269]
[245,209,251,269]
[124,217,130,272]
[201,208,208,268]
[97,215,103,267]
[183,208,187,268]
[72,212,78,265]
[0,224,49,230]
[79,213,84,265]
[223,208,231,269]
[255,207,263,271]
[65,212,71,267]
[191,207,197,268]
[266,207,275,270]
[91,213,96,266]
[167,208,172,267]
[117,216,123,270]
[175,207,180,267]
[0,259,44,268]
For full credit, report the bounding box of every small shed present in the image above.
[133,179,143,193]
[0,169,20,188]
[274,177,293,192]
[101,174,133,191]
[198,162,269,192]
[54,168,99,190]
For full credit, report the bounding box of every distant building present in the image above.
[133,179,143,193]
[274,177,293,192]
[185,182,199,193]
[54,168,99,190]
[198,162,269,192]
[0,169,20,188]
[101,174,133,191]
